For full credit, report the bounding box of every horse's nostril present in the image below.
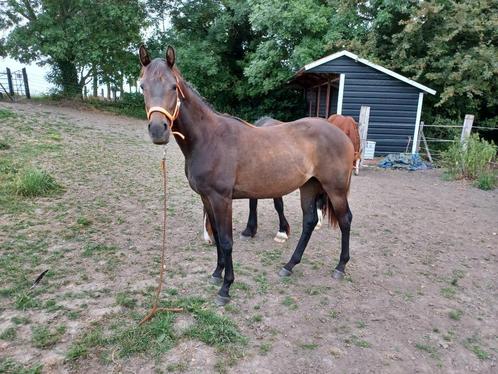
[163,122,168,130]
[148,123,151,130]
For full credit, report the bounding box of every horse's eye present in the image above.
[140,84,144,90]
[172,84,177,91]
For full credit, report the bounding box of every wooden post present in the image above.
[316,85,321,117]
[6,68,14,96]
[83,85,87,98]
[359,106,370,166]
[21,68,30,99]
[325,78,331,118]
[460,114,474,145]
[421,132,433,163]
[92,70,98,97]
[101,88,104,97]
[415,121,425,153]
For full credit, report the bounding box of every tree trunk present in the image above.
[92,66,98,97]
[56,60,80,97]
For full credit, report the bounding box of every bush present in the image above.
[14,168,62,197]
[474,172,497,190]
[442,134,496,189]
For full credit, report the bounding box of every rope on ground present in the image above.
[139,148,183,325]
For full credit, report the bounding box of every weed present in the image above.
[15,292,39,310]
[14,168,62,197]
[441,286,456,299]
[463,336,490,360]
[300,343,318,350]
[356,320,366,329]
[116,292,137,309]
[474,171,496,190]
[0,358,42,374]
[0,327,17,341]
[448,309,463,321]
[259,342,272,355]
[347,335,370,348]
[415,342,439,359]
[282,296,298,310]
[76,216,92,227]
[31,325,66,349]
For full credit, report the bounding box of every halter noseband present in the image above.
[146,73,186,140]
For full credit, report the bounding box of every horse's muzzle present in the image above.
[148,120,170,145]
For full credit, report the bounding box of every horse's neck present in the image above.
[174,84,219,155]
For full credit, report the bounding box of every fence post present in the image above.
[460,114,474,147]
[6,68,14,96]
[359,106,370,166]
[21,68,30,99]
[83,85,87,98]
[416,121,425,153]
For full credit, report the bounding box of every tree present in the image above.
[1,0,145,96]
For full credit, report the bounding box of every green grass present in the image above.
[347,335,371,348]
[0,327,17,341]
[31,325,66,349]
[0,108,16,119]
[14,168,62,197]
[0,358,42,374]
[299,343,318,350]
[82,242,118,257]
[282,296,298,310]
[415,342,439,359]
[463,336,490,360]
[116,292,137,309]
[448,309,463,321]
[76,216,92,227]
[441,286,456,299]
[14,291,40,310]
[0,139,10,150]
[474,171,497,190]
[259,342,272,355]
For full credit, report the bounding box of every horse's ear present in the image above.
[139,45,151,67]
[166,46,176,68]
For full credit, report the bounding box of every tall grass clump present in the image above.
[14,168,62,197]
[442,134,496,190]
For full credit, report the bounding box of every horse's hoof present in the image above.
[278,267,292,277]
[274,231,288,243]
[209,276,223,285]
[214,295,231,306]
[332,269,345,280]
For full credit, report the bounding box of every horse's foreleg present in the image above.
[273,197,290,243]
[209,194,234,306]
[202,197,224,285]
[279,180,321,276]
[241,199,258,239]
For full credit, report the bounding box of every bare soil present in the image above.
[0,101,497,373]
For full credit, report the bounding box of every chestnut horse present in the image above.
[204,115,360,244]
[139,45,354,305]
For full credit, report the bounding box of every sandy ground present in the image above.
[0,101,497,373]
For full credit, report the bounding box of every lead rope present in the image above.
[139,148,183,325]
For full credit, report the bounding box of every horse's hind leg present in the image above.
[241,199,258,239]
[279,179,321,276]
[326,192,352,280]
[273,197,290,243]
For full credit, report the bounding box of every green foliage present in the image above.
[0,108,16,119]
[0,359,42,374]
[0,327,17,341]
[14,168,62,197]
[186,309,246,347]
[442,134,496,186]
[1,1,145,96]
[474,172,497,190]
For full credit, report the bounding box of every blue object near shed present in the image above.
[290,51,436,156]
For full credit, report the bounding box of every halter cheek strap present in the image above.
[146,74,186,140]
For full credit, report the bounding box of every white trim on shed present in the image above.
[337,73,345,115]
[411,93,425,154]
[304,50,436,96]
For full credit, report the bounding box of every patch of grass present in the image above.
[66,310,80,320]
[356,320,366,329]
[255,274,269,294]
[251,314,263,323]
[14,168,62,197]
[260,248,282,266]
[82,242,117,257]
[186,309,246,347]
[282,296,298,310]
[347,335,371,348]
[166,362,189,372]
[116,292,137,309]
[329,310,339,319]
[474,171,497,190]
[0,358,42,374]
[415,342,439,359]
[31,325,66,349]
[66,326,106,361]
[448,309,463,321]
[463,336,490,360]
[299,342,318,350]
[259,341,272,355]
[0,139,10,150]
[0,327,17,341]
[43,299,63,312]
[0,108,16,119]
[11,315,30,325]
[441,286,456,299]
[15,291,39,310]
[76,216,92,227]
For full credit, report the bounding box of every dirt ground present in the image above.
[0,101,497,373]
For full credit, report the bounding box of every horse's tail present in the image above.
[322,168,353,229]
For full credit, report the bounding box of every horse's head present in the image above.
[139,45,181,145]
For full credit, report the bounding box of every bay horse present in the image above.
[203,115,360,244]
[139,45,354,305]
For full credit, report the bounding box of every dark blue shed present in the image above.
[291,50,436,155]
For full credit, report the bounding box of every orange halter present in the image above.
[146,73,186,140]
